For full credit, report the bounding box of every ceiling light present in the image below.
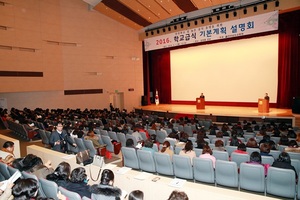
[263,3,267,10]
[253,6,257,12]
[275,0,279,7]
[195,20,198,25]
[201,18,204,24]
[233,10,237,17]
[216,15,220,20]
[226,13,229,19]
[243,8,247,15]
[209,17,212,22]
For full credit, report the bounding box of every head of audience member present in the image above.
[168,190,189,200]
[202,145,213,155]
[276,152,291,164]
[70,167,88,184]
[2,141,14,154]
[246,138,258,148]
[288,140,299,148]
[296,133,300,142]
[260,143,271,154]
[12,178,38,200]
[144,139,153,148]
[249,151,262,163]
[216,131,223,138]
[161,141,171,153]
[128,190,144,200]
[126,139,135,148]
[279,135,289,146]
[237,143,247,152]
[214,140,224,148]
[100,169,114,186]
[183,141,193,152]
[46,161,70,181]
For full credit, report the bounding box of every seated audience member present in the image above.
[46,161,71,188]
[233,143,248,154]
[287,127,296,138]
[246,138,259,148]
[246,151,270,176]
[179,141,196,163]
[216,131,223,138]
[126,138,139,150]
[12,178,38,200]
[200,145,216,168]
[284,140,300,153]
[0,181,13,200]
[195,134,208,149]
[160,141,174,158]
[272,152,298,179]
[141,139,155,155]
[214,140,226,152]
[259,143,273,157]
[84,127,103,148]
[228,130,242,146]
[168,190,189,200]
[90,169,125,200]
[128,190,144,200]
[278,135,289,146]
[131,126,143,143]
[179,131,189,143]
[66,167,91,198]
[21,154,54,179]
[1,141,15,157]
[258,135,272,146]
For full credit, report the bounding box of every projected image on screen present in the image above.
[171,34,278,103]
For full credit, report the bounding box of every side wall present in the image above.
[0,0,143,111]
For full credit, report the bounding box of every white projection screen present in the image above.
[171,34,278,103]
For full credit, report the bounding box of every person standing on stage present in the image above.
[264,93,270,101]
[200,93,205,98]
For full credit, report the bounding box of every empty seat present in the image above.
[261,156,274,165]
[101,135,114,153]
[212,150,229,161]
[74,137,87,153]
[117,132,126,147]
[231,152,250,167]
[83,139,97,157]
[39,178,59,200]
[121,147,139,169]
[156,130,168,144]
[137,149,156,173]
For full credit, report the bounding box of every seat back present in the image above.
[137,149,156,172]
[193,157,215,184]
[39,129,50,146]
[224,146,237,156]
[287,151,300,160]
[139,131,147,141]
[121,147,139,169]
[99,129,108,136]
[174,146,183,155]
[246,147,259,155]
[83,139,97,157]
[156,130,167,144]
[117,132,126,147]
[212,150,229,161]
[39,178,59,200]
[172,154,193,179]
[154,152,174,176]
[164,137,177,147]
[147,129,156,136]
[231,152,250,167]
[0,162,10,179]
[101,135,114,153]
[7,165,21,177]
[108,131,119,142]
[74,137,87,152]
[261,156,274,165]
[183,125,193,137]
[266,167,296,199]
[239,163,265,193]
[125,134,138,146]
[194,148,203,157]
[269,150,280,160]
[67,136,78,154]
[58,186,81,200]
[215,160,238,188]
[291,159,300,173]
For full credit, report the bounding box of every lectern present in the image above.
[258,98,269,113]
[196,97,205,109]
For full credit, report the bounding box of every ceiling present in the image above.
[83,0,299,32]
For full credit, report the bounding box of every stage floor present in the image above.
[135,104,300,126]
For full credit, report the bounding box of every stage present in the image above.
[135,104,300,127]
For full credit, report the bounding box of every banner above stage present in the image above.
[144,11,278,52]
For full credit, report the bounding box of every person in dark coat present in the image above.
[65,167,91,198]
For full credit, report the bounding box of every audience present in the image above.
[141,139,155,155]
[66,167,91,198]
[46,161,71,188]
[233,143,247,154]
[214,140,226,151]
[179,141,196,163]
[284,140,300,153]
[272,152,298,179]
[90,169,124,200]
[259,143,273,157]
[168,190,189,200]
[128,190,144,200]
[200,145,216,168]
[246,151,270,176]
[160,141,174,158]
[12,178,38,200]
[246,138,259,148]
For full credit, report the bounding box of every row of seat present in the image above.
[121,147,299,199]
[0,162,90,200]
[7,120,30,141]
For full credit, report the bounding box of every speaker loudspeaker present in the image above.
[141,96,148,106]
[292,97,300,114]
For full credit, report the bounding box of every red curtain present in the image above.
[145,10,300,108]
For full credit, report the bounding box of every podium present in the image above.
[196,97,205,109]
[258,98,269,113]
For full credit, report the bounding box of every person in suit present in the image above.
[49,122,76,153]
[264,93,270,101]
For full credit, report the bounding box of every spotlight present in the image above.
[253,6,257,12]
[275,0,279,7]
[216,15,220,20]
[243,8,247,14]
[233,10,237,17]
[209,17,212,22]
[225,13,229,19]
[201,18,204,24]
[194,20,198,25]
[264,3,267,10]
